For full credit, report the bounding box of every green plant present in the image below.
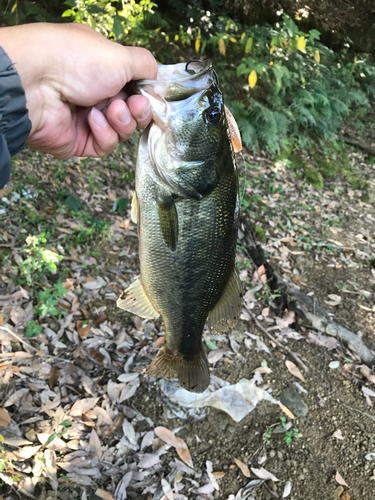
[44,421,74,447]
[280,416,303,446]
[35,281,69,318]
[0,435,21,484]
[263,416,302,446]
[16,234,63,286]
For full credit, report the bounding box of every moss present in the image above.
[304,163,324,189]
[289,153,305,171]
[255,225,266,242]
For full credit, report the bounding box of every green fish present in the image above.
[118,60,242,393]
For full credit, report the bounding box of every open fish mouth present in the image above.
[137,59,215,100]
[133,60,216,131]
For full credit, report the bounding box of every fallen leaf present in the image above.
[154,427,185,449]
[360,365,375,384]
[176,437,193,467]
[95,489,114,500]
[335,471,348,487]
[283,480,292,497]
[251,467,279,482]
[279,405,295,419]
[333,429,344,440]
[48,366,59,390]
[0,408,10,426]
[138,453,160,468]
[70,397,99,417]
[325,294,342,307]
[329,361,340,369]
[285,361,306,383]
[154,336,165,348]
[4,388,29,407]
[233,457,250,477]
[76,320,91,339]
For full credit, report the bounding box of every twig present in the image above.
[338,398,375,423]
[263,480,279,498]
[0,326,38,353]
[245,306,309,373]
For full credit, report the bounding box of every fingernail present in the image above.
[91,107,108,127]
[139,101,151,121]
[119,102,131,124]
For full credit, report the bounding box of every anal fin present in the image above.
[208,266,242,334]
[146,347,210,393]
[117,276,159,319]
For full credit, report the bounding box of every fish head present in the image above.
[136,60,236,199]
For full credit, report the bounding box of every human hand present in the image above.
[0,23,157,158]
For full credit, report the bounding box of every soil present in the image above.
[0,142,375,500]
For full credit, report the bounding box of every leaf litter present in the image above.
[1,144,375,499]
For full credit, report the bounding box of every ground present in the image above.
[0,135,374,500]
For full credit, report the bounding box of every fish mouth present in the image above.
[134,60,215,129]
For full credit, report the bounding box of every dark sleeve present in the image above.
[0,47,32,189]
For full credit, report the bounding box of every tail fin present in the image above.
[146,347,210,393]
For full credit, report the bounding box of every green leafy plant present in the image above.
[16,234,63,286]
[44,421,74,447]
[25,281,68,338]
[0,435,21,484]
[263,416,302,446]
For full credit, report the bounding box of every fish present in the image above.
[117,60,242,393]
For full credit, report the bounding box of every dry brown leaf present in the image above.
[360,365,375,384]
[279,404,295,419]
[154,336,165,348]
[175,437,193,467]
[335,471,348,487]
[0,408,10,426]
[76,320,91,339]
[95,488,114,500]
[48,366,59,390]
[233,457,250,477]
[285,360,306,383]
[154,426,185,449]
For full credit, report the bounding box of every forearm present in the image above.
[0,44,31,189]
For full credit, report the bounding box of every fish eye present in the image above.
[206,107,221,124]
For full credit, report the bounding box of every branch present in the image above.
[245,305,309,373]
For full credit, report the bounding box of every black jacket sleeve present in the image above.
[0,47,31,189]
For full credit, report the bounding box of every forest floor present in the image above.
[0,135,375,500]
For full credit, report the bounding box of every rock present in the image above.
[279,385,308,417]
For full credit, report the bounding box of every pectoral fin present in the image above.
[208,266,242,334]
[157,195,178,251]
[131,192,139,224]
[117,277,159,319]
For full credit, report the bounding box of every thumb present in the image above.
[118,46,158,82]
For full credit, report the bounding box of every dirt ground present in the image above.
[0,140,375,500]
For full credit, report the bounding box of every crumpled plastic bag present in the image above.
[160,377,282,423]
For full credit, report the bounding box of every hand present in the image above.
[0,23,158,158]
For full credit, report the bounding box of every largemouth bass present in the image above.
[118,60,242,393]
